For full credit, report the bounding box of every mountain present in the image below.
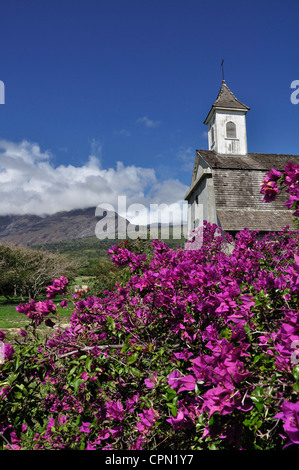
[0,207,131,246]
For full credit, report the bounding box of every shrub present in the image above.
[0,163,298,450]
[0,223,298,450]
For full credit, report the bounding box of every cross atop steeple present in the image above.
[221,59,225,82]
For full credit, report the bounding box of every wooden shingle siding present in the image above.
[212,169,288,210]
[217,209,295,231]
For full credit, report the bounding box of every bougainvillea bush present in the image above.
[0,163,298,450]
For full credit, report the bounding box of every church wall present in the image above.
[187,175,218,229]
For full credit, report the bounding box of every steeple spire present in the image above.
[204,82,249,156]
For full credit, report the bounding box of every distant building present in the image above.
[185,81,299,235]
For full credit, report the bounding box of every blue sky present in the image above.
[0,0,299,220]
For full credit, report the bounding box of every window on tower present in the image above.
[226,121,236,139]
[211,126,215,146]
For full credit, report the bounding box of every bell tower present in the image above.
[204,81,249,156]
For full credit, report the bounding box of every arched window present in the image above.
[226,121,236,139]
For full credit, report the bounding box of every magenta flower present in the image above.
[46,276,68,299]
[9,430,22,450]
[17,329,27,337]
[79,422,91,433]
[94,429,111,442]
[106,400,124,421]
[173,349,194,361]
[138,407,159,428]
[109,425,123,438]
[60,299,69,308]
[144,372,158,389]
[4,343,15,360]
[21,423,28,433]
[0,387,10,401]
[86,442,96,450]
[131,436,146,450]
[166,405,195,431]
[126,393,140,412]
[137,407,159,434]
[268,168,282,180]
[168,370,181,389]
[16,298,57,326]
[176,375,196,393]
[275,400,299,446]
[261,179,279,202]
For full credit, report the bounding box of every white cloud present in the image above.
[0,139,188,224]
[137,116,161,128]
[115,129,131,137]
[89,138,104,160]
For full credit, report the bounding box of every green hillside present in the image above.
[33,230,187,276]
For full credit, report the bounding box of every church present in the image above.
[185,81,299,235]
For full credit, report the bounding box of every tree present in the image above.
[0,243,77,300]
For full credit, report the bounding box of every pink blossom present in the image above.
[86,442,96,450]
[275,400,299,446]
[106,400,124,421]
[176,375,197,393]
[144,372,158,389]
[168,370,181,389]
[18,329,28,337]
[60,299,69,308]
[4,343,15,360]
[79,422,91,433]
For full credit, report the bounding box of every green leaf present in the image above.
[253,386,264,396]
[107,315,115,331]
[293,365,299,381]
[164,388,177,401]
[68,366,77,377]
[73,378,83,394]
[14,355,21,371]
[253,354,263,364]
[251,398,264,412]
[130,366,142,377]
[127,351,139,364]
[168,404,177,416]
[85,357,92,372]
[121,336,131,354]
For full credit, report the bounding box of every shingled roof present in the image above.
[197,149,299,171]
[204,81,250,124]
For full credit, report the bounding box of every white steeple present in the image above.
[204,81,250,156]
